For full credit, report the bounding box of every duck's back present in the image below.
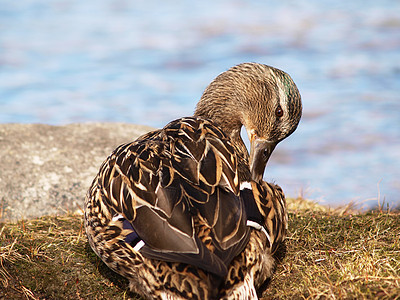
[85,117,253,281]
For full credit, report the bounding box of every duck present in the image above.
[84,62,302,299]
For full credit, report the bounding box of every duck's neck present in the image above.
[230,128,251,182]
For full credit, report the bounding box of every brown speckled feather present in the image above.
[86,117,248,273]
[85,118,287,299]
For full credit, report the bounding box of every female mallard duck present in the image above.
[85,63,302,299]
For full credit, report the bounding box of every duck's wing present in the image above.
[91,117,250,276]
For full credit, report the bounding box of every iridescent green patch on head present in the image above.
[282,74,297,99]
[273,68,298,100]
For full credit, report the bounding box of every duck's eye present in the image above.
[275,105,283,118]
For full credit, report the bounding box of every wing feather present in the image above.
[94,117,251,276]
[132,205,196,252]
[199,143,222,186]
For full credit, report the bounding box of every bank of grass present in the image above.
[0,198,399,299]
[265,198,400,299]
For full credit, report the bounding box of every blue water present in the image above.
[1,0,399,209]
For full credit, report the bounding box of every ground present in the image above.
[1,197,399,299]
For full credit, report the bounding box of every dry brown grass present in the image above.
[264,197,400,300]
[0,197,399,299]
[0,214,139,299]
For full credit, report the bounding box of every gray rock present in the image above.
[0,123,154,222]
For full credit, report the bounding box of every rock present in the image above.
[0,123,154,222]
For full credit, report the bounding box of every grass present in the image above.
[1,198,399,299]
[265,198,400,299]
[0,215,138,299]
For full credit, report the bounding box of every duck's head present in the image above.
[194,63,302,182]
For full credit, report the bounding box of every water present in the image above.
[1,0,399,209]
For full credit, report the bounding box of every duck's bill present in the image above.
[249,138,277,182]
